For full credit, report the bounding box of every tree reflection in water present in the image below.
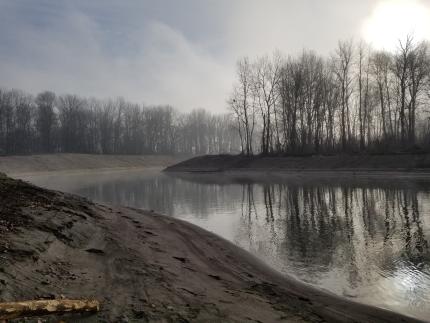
[233,180,430,317]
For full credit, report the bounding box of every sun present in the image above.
[362,0,430,51]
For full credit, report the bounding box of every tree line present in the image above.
[0,89,240,156]
[230,36,430,155]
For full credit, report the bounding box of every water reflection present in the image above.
[21,171,430,320]
[246,181,430,319]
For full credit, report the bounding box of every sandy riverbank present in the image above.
[0,154,186,176]
[0,173,424,322]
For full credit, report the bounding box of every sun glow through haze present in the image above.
[362,0,430,51]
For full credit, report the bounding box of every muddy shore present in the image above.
[164,154,430,173]
[0,173,425,322]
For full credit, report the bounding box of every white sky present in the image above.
[0,0,429,112]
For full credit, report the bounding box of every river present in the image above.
[19,169,430,321]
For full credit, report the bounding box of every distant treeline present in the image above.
[0,89,240,155]
[230,36,430,155]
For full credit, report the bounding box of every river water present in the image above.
[20,169,430,320]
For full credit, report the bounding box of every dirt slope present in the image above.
[0,154,186,175]
[165,154,430,172]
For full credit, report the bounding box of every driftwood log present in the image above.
[0,299,100,320]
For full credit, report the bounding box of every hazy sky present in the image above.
[1,0,430,112]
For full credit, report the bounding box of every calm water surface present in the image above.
[20,169,430,320]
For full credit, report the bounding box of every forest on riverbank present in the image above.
[0,90,240,156]
[3,37,430,158]
[229,36,430,155]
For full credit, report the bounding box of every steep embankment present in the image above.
[0,154,186,175]
[164,154,430,172]
[0,173,424,322]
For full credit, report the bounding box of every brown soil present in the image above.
[0,173,424,322]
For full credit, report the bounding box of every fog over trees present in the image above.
[3,36,430,157]
[0,90,239,155]
[230,36,430,155]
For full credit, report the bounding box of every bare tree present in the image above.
[332,40,354,151]
[393,36,414,146]
[371,50,393,144]
[229,57,256,155]
[407,41,429,145]
[253,54,282,154]
[36,91,57,153]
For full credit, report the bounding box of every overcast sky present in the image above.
[1,0,430,112]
